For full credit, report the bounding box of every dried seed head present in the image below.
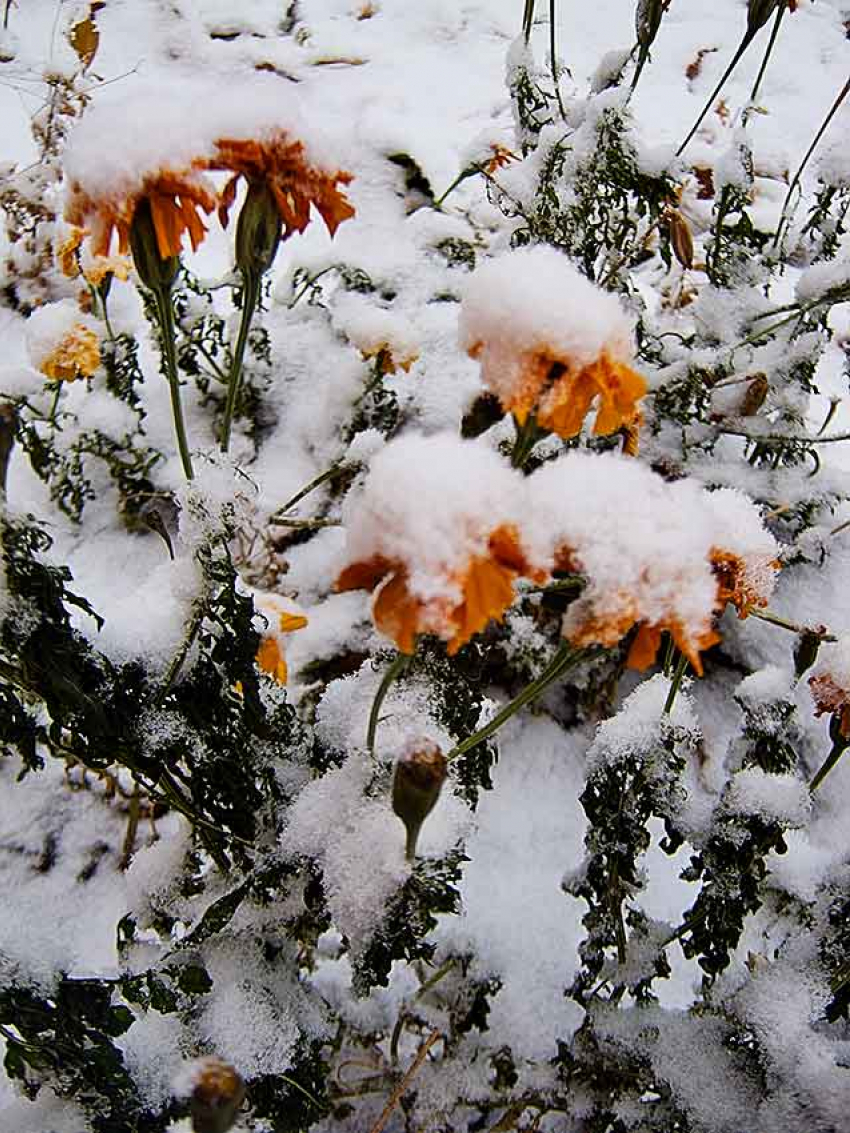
[739,373,769,417]
[189,1058,246,1133]
[235,179,282,278]
[747,0,781,35]
[129,197,178,292]
[392,739,447,861]
[668,209,694,270]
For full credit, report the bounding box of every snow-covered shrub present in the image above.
[1,2,850,1131]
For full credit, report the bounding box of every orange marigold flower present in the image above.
[208,134,354,239]
[460,245,647,441]
[65,168,217,261]
[338,524,535,655]
[335,434,538,655]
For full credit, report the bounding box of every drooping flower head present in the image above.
[335,434,539,654]
[522,455,778,675]
[62,75,353,266]
[26,299,100,382]
[460,245,647,443]
[209,134,354,242]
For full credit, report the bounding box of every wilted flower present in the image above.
[809,638,850,739]
[335,434,539,654]
[460,245,647,443]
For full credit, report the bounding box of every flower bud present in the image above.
[189,1058,245,1133]
[794,628,823,682]
[747,0,780,35]
[392,739,447,861]
[668,209,694,270]
[235,180,282,278]
[129,197,178,292]
[636,0,664,49]
[739,373,769,417]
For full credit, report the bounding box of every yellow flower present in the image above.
[40,322,101,382]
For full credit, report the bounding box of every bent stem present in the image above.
[367,652,412,756]
[447,640,586,761]
[511,413,541,469]
[153,285,194,481]
[810,734,850,793]
[663,652,689,715]
[220,270,262,452]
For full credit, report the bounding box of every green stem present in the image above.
[663,652,689,714]
[749,607,836,640]
[810,735,849,793]
[750,0,786,102]
[433,169,474,210]
[510,413,540,469]
[773,74,850,248]
[220,270,262,453]
[549,0,566,119]
[367,652,412,756]
[153,286,194,481]
[272,462,348,521]
[447,641,585,762]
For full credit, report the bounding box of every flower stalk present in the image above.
[447,640,587,761]
[130,199,194,481]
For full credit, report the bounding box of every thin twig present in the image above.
[367,1029,442,1133]
[774,74,850,248]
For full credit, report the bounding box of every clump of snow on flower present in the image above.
[522,453,779,650]
[63,73,344,209]
[458,244,635,407]
[24,298,98,373]
[524,453,717,647]
[337,432,525,606]
[331,291,419,370]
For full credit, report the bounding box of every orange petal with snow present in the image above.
[373,571,422,654]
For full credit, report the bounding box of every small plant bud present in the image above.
[739,373,769,417]
[235,180,282,278]
[129,197,179,292]
[747,0,780,35]
[636,0,664,49]
[794,628,825,681]
[392,739,447,862]
[189,1058,245,1133]
[668,209,694,270]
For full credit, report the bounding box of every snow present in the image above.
[337,432,526,607]
[459,244,637,407]
[4,0,850,1128]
